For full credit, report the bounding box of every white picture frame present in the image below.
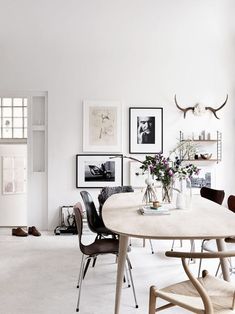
[83,100,122,152]
[76,154,123,188]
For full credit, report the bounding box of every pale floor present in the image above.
[0,229,234,314]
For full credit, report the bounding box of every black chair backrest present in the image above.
[228,195,235,213]
[98,186,134,213]
[200,187,225,205]
[73,203,86,254]
[80,190,105,234]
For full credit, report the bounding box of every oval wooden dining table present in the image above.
[102,191,235,314]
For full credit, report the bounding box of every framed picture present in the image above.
[83,101,122,152]
[76,154,123,188]
[189,166,216,194]
[129,107,163,154]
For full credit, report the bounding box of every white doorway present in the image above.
[0,92,48,229]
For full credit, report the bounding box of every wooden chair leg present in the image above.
[149,286,157,314]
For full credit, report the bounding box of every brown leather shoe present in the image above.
[12,227,28,237]
[28,226,41,236]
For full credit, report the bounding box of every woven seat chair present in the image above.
[149,250,235,314]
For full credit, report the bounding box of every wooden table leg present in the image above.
[114,235,129,314]
[216,238,230,281]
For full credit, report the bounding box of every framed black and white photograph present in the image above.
[189,166,216,194]
[129,107,163,154]
[76,154,123,188]
[83,101,122,152]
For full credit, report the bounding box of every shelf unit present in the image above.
[179,131,222,163]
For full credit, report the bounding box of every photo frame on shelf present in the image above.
[83,100,122,152]
[129,107,163,154]
[189,166,216,194]
[76,154,123,188]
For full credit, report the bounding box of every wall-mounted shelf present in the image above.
[180,131,222,163]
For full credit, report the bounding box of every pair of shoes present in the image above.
[12,227,28,237]
[28,226,41,237]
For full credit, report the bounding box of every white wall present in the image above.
[0,0,234,229]
[0,144,27,226]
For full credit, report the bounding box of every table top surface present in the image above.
[102,192,235,240]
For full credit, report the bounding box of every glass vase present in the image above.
[162,183,172,203]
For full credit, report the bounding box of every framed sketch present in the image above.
[76,154,123,188]
[189,166,216,194]
[129,107,163,154]
[2,156,26,194]
[83,101,122,152]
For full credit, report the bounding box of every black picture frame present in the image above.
[129,107,163,154]
[76,154,123,188]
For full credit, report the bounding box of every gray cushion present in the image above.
[98,186,134,213]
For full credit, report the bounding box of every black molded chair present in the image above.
[228,195,235,213]
[198,187,225,277]
[80,190,116,238]
[74,203,138,312]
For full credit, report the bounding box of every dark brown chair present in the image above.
[200,186,225,205]
[228,195,235,213]
[74,203,138,312]
[198,187,225,277]
[225,195,235,243]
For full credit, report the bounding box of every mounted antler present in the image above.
[174,95,194,118]
[205,94,228,119]
[175,94,228,119]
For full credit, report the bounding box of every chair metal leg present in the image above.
[76,254,86,312]
[171,240,175,251]
[215,261,221,277]
[125,264,131,288]
[149,239,154,254]
[126,255,138,308]
[189,240,196,264]
[143,238,146,247]
[92,256,97,268]
[83,257,91,279]
[198,239,206,278]
[77,254,85,288]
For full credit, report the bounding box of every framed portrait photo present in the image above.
[76,154,123,188]
[83,101,122,152]
[129,107,163,154]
